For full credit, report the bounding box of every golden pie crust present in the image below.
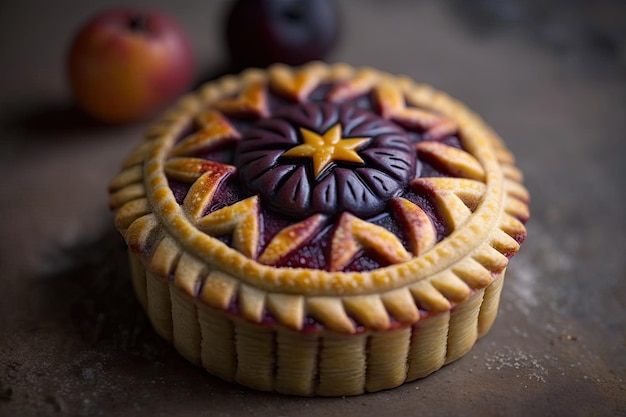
[109,62,529,396]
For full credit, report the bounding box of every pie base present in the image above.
[110,63,529,396]
[128,251,505,396]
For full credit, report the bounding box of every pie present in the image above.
[108,62,530,396]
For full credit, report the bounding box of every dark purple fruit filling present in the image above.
[165,79,468,272]
[235,102,416,219]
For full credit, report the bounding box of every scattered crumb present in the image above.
[484,345,548,383]
[560,333,578,342]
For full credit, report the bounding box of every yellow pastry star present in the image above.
[282,124,369,178]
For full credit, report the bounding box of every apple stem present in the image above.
[128,14,147,32]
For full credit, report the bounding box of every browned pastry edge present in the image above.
[109,61,528,339]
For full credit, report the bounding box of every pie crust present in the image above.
[109,62,529,396]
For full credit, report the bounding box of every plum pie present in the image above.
[109,62,529,396]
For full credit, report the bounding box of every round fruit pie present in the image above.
[108,62,529,396]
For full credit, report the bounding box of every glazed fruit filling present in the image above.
[168,83,465,272]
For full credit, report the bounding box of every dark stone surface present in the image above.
[0,1,624,416]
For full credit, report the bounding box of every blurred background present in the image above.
[0,1,624,416]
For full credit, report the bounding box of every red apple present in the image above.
[68,9,195,124]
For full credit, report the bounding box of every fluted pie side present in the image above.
[109,62,529,396]
[129,251,505,396]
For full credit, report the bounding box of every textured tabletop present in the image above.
[0,1,624,416]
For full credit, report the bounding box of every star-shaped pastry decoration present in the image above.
[282,124,369,178]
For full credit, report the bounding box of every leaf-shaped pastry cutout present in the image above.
[373,82,456,140]
[493,145,516,165]
[182,165,235,219]
[126,213,160,254]
[412,178,486,230]
[171,110,241,157]
[409,281,452,312]
[150,236,182,278]
[372,81,406,119]
[258,214,327,265]
[343,296,390,330]
[213,82,269,118]
[504,178,530,202]
[472,244,509,273]
[238,284,266,323]
[306,297,354,334]
[266,294,304,331]
[327,68,379,102]
[330,212,411,272]
[109,165,143,192]
[269,63,325,102]
[422,119,458,141]
[197,196,261,259]
[491,228,521,257]
[166,158,235,182]
[499,213,527,241]
[390,197,436,256]
[109,183,145,210]
[174,253,206,295]
[381,288,420,323]
[273,165,312,214]
[416,141,485,181]
[430,270,470,302]
[200,270,238,309]
[502,163,524,183]
[452,257,493,289]
[505,196,530,221]
[115,198,151,231]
